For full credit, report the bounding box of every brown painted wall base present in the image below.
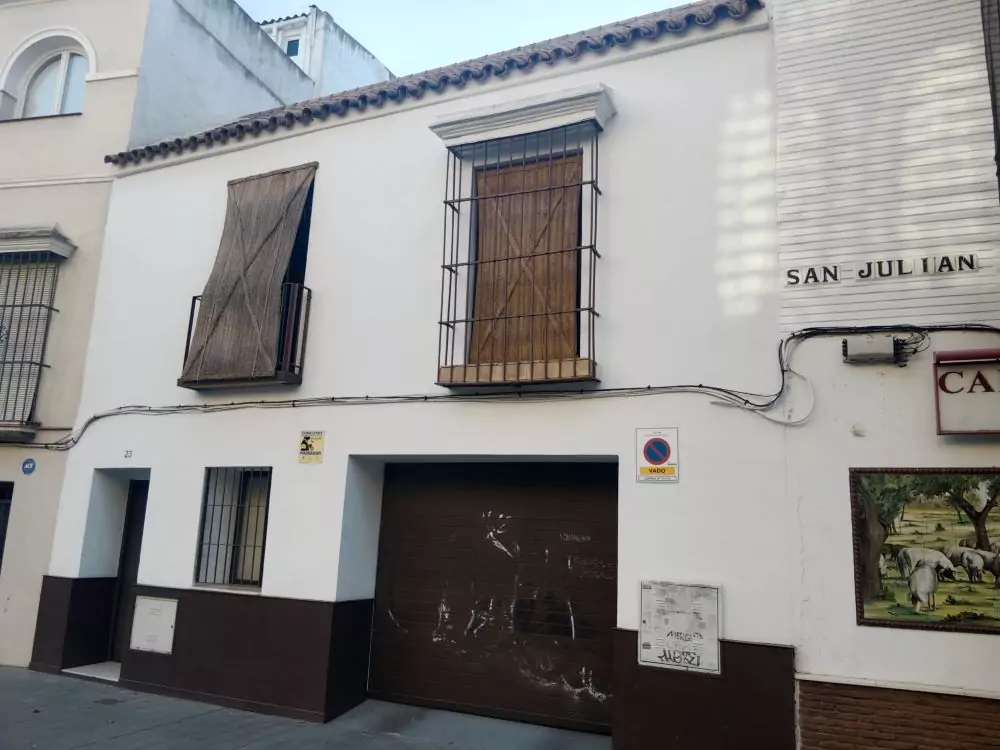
[30,577,373,723]
[119,586,373,722]
[613,629,795,750]
[30,576,118,672]
[799,679,1000,749]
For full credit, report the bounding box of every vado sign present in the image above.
[934,350,1000,435]
[636,428,679,483]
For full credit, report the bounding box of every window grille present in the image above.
[438,122,601,386]
[0,482,11,571]
[195,467,271,586]
[0,255,58,424]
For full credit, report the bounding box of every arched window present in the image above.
[0,29,96,121]
[21,51,87,118]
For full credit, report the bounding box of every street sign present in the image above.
[636,428,678,483]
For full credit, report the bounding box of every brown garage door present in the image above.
[369,463,617,733]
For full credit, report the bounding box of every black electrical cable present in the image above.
[15,323,1000,452]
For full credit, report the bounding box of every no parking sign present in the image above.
[636,428,679,483]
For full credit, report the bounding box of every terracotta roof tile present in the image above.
[108,0,763,166]
[258,11,309,25]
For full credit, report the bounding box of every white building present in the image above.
[30,0,1000,747]
[0,0,320,670]
[260,5,393,97]
[773,0,1000,745]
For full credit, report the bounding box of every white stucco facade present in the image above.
[771,0,1000,700]
[0,0,352,668]
[260,5,392,98]
[128,0,314,147]
[37,0,1000,719]
[50,17,794,650]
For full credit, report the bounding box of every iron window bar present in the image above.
[179,282,312,390]
[437,121,601,387]
[195,467,272,587]
[0,254,59,427]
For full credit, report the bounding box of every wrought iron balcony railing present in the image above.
[178,282,311,390]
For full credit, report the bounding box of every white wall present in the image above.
[129,0,313,147]
[314,13,392,96]
[773,0,1000,329]
[0,0,149,667]
[260,8,391,98]
[49,20,791,647]
[772,0,1000,698]
[787,334,1000,697]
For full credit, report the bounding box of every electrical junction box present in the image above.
[842,334,902,364]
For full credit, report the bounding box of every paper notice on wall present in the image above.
[298,431,325,464]
[638,581,720,674]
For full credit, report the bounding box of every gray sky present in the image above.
[237,0,684,76]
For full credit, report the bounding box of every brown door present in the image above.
[111,480,149,662]
[369,463,617,733]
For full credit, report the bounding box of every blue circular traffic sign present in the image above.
[643,438,670,466]
[21,458,36,475]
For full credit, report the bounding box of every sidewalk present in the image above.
[0,667,611,750]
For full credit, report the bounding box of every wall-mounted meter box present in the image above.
[842,334,903,364]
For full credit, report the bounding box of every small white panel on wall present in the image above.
[639,581,720,674]
[130,596,178,654]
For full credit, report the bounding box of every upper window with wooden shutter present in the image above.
[432,85,613,386]
[179,163,317,390]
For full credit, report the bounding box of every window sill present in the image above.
[177,370,302,390]
[438,357,597,387]
[0,112,82,124]
[0,422,38,442]
[190,583,262,596]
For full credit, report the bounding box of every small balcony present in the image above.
[178,283,311,390]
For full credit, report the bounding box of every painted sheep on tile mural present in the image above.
[851,469,1000,634]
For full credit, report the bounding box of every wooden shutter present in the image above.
[0,261,57,423]
[470,154,581,366]
[181,163,318,383]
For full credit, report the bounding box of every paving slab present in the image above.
[0,667,612,750]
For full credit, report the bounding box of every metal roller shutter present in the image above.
[369,463,617,733]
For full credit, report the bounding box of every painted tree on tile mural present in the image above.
[906,474,1000,552]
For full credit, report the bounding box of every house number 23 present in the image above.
[124,450,133,459]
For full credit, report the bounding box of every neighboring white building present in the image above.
[29,0,1000,747]
[0,0,318,671]
[260,5,392,97]
[771,0,1000,745]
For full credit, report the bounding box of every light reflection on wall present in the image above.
[714,88,777,317]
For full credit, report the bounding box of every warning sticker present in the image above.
[298,431,325,464]
[636,428,679,483]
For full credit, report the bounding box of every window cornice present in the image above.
[0,225,76,259]
[429,83,617,147]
